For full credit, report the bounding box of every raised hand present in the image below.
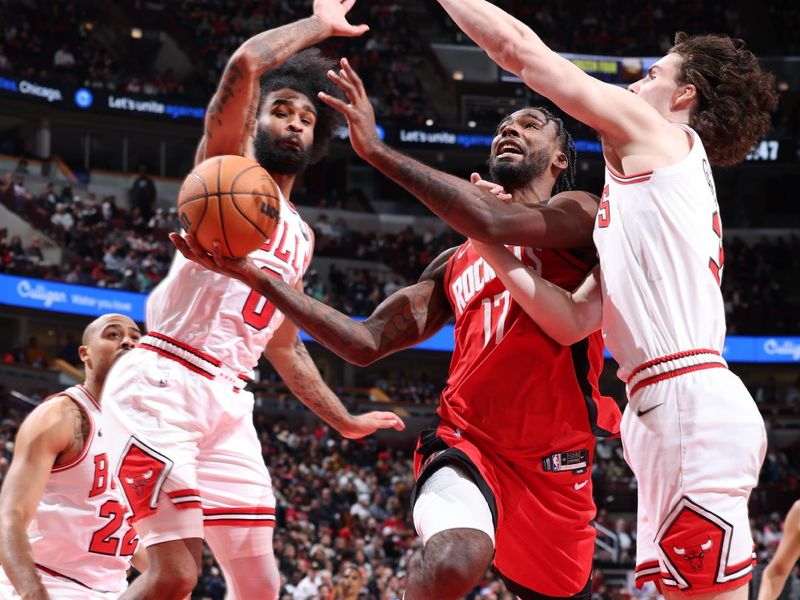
[470,172,512,202]
[313,0,369,37]
[318,57,380,159]
[340,410,406,439]
[170,233,261,285]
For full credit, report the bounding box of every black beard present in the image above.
[488,146,551,192]
[253,129,311,175]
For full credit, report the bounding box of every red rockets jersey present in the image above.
[441,242,620,457]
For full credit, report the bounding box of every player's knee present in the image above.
[147,559,199,596]
[145,556,199,598]
[228,570,280,600]
[424,529,493,597]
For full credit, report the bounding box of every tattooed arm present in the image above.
[318,59,597,248]
[264,280,408,439]
[0,397,88,599]
[173,233,455,367]
[196,0,368,163]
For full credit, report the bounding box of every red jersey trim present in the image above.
[725,555,757,575]
[167,489,203,510]
[139,343,215,379]
[76,384,101,411]
[147,332,222,366]
[629,362,726,397]
[202,507,277,527]
[608,170,653,185]
[204,519,276,527]
[628,348,721,380]
[605,160,654,181]
[657,571,752,595]
[202,507,276,516]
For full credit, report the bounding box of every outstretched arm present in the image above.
[196,0,369,163]
[0,398,84,600]
[319,58,597,248]
[470,239,602,345]
[171,233,455,366]
[264,295,405,439]
[759,501,800,600]
[435,0,667,149]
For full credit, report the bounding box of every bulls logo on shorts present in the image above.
[116,438,173,522]
[656,496,751,590]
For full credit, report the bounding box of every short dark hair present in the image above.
[533,106,576,194]
[670,32,778,167]
[258,48,344,164]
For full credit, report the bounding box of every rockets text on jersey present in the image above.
[440,242,618,455]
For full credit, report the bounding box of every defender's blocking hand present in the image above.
[313,0,369,38]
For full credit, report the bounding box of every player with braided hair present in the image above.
[173,58,622,600]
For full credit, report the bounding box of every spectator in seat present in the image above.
[130,164,156,222]
[23,337,49,368]
[24,236,44,265]
[332,565,365,600]
[57,333,81,367]
[50,203,74,232]
[53,42,75,69]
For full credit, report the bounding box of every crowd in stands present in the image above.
[1,0,433,122]
[436,0,788,56]
[4,170,800,335]
[1,378,799,598]
[170,0,432,122]
[723,235,800,335]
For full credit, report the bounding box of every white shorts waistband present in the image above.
[139,332,251,391]
[627,349,727,398]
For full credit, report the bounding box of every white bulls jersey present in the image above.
[28,385,137,593]
[147,192,313,374]
[593,124,726,381]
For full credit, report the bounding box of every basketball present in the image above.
[177,155,281,258]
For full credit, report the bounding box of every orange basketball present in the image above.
[177,155,281,258]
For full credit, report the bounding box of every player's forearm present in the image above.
[436,0,550,75]
[758,564,789,600]
[0,517,48,600]
[269,338,355,433]
[235,16,328,77]
[246,271,382,366]
[202,17,328,158]
[364,142,524,242]
[471,241,595,345]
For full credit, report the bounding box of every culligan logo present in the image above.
[763,339,800,361]
[16,280,67,308]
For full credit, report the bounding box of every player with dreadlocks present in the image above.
[172,58,621,600]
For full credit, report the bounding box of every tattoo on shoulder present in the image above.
[57,404,87,464]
